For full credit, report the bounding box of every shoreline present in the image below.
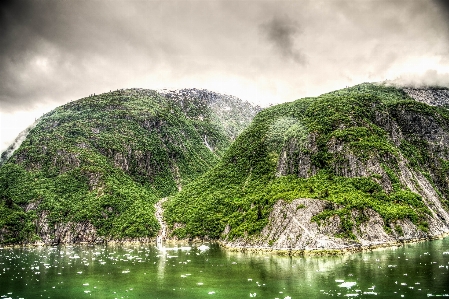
[218,230,449,256]
[2,231,449,255]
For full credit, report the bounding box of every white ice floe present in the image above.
[198,245,210,251]
[338,282,357,289]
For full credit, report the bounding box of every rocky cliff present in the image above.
[165,83,449,251]
[0,88,259,245]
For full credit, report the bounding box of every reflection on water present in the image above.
[0,238,448,298]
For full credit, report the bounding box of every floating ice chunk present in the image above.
[198,245,210,251]
[338,282,356,289]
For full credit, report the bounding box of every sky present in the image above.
[1,0,449,152]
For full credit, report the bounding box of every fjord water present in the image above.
[1,238,448,299]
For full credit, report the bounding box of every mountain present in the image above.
[165,83,449,251]
[0,88,260,244]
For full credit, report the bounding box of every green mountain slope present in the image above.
[0,88,259,244]
[165,83,449,247]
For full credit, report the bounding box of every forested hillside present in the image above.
[165,83,449,249]
[0,88,259,244]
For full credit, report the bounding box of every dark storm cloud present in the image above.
[0,0,172,112]
[434,0,449,16]
[260,16,306,65]
[2,0,449,113]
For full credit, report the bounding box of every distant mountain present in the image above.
[165,83,449,251]
[0,88,260,244]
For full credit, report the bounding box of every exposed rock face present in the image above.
[35,211,102,244]
[404,88,449,107]
[276,133,319,178]
[268,141,449,249]
[224,199,348,250]
[223,198,446,251]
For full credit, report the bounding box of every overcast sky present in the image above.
[1,0,449,151]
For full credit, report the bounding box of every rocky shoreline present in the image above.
[3,232,448,259]
[219,231,449,256]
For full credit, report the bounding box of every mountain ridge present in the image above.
[1,83,449,251]
[0,88,259,244]
[164,83,449,250]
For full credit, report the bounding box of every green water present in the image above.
[1,238,448,298]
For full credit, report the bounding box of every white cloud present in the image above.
[1,0,449,149]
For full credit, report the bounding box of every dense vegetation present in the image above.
[2,84,448,245]
[0,88,258,244]
[165,83,449,240]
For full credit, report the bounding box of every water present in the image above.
[0,238,448,298]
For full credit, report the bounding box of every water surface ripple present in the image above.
[0,238,448,298]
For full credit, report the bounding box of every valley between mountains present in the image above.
[1,83,449,252]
